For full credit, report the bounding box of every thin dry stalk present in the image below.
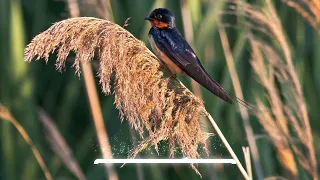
[66,1,118,179]
[24,17,210,174]
[82,62,118,180]
[99,0,113,20]
[67,0,80,18]
[242,147,252,180]
[264,176,289,180]
[0,104,53,180]
[204,112,249,180]
[84,1,143,177]
[218,25,264,180]
[38,108,85,180]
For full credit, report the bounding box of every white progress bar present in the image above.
[94,159,236,164]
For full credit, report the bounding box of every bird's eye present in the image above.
[156,14,162,19]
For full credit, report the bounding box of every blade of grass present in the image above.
[0,104,53,180]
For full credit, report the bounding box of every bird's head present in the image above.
[145,8,175,29]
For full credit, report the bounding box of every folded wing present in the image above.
[152,28,234,104]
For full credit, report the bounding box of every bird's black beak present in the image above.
[145,17,155,21]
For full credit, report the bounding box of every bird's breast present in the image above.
[149,35,184,74]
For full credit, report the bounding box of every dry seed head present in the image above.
[241,1,318,176]
[24,17,211,160]
[222,1,317,178]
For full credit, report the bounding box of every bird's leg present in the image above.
[167,73,183,90]
[168,74,189,91]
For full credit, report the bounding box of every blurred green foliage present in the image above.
[0,0,319,179]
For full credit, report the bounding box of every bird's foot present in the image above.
[170,74,177,79]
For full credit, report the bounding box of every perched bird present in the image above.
[145,8,234,104]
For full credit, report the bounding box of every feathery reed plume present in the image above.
[0,104,53,180]
[249,35,317,179]
[249,35,298,178]
[24,17,209,167]
[223,1,317,178]
[280,0,320,34]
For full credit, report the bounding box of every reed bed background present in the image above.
[0,0,319,179]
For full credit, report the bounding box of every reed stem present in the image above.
[204,111,249,180]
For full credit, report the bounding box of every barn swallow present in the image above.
[145,8,234,104]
